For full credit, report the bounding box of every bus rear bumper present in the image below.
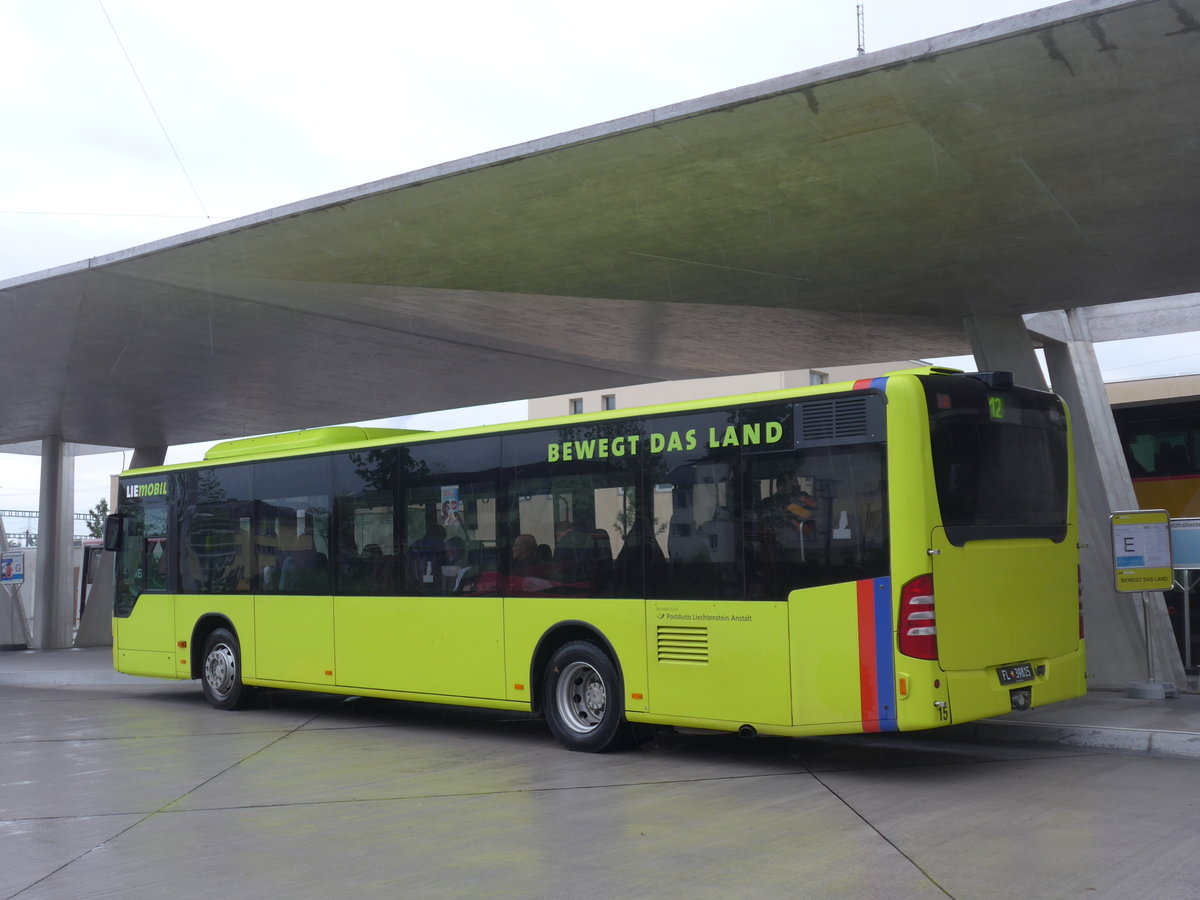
[944,645,1087,725]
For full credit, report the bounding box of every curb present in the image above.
[968,717,1200,759]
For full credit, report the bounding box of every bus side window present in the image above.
[253,456,332,595]
[503,425,637,598]
[744,446,887,596]
[643,410,741,601]
[179,466,253,595]
[333,448,399,596]
[401,436,501,596]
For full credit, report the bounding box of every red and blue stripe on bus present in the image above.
[857,576,898,732]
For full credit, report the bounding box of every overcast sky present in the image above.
[2,0,1198,533]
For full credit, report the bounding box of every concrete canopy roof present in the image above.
[4,0,1198,450]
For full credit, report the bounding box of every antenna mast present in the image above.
[857,4,866,56]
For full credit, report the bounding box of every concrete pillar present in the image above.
[74,551,114,647]
[963,314,1048,390]
[33,435,74,649]
[130,446,167,469]
[1036,311,1185,687]
[62,442,75,638]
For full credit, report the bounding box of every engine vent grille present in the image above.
[656,625,709,664]
[797,395,884,447]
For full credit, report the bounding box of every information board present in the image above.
[1,551,24,585]
[1111,509,1173,592]
[1171,518,1200,570]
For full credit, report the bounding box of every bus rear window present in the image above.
[921,376,1069,545]
[1112,400,1200,479]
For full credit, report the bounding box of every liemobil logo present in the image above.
[126,481,168,498]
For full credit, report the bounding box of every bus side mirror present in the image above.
[103,515,123,552]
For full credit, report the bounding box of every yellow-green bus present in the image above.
[107,367,1085,751]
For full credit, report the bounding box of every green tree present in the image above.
[85,498,109,539]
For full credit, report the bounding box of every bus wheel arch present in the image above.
[532,623,632,752]
[190,615,236,680]
[529,621,621,716]
[195,621,256,711]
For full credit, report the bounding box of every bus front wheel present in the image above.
[543,641,631,752]
[200,628,256,711]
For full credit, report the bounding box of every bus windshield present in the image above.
[921,375,1069,545]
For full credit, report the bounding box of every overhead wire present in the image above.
[0,210,221,219]
[1103,351,1200,374]
[97,0,211,219]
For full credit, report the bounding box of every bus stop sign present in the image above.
[1,552,24,585]
[1111,509,1173,593]
[1170,518,1200,571]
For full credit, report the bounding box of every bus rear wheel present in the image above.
[201,628,256,711]
[543,641,631,752]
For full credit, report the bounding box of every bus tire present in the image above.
[200,628,256,711]
[543,640,631,752]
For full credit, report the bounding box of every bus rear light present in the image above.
[899,574,938,660]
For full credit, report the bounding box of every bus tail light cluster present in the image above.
[899,574,938,660]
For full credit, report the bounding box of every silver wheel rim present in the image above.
[204,642,237,699]
[556,660,606,735]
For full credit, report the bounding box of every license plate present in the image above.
[997,662,1034,685]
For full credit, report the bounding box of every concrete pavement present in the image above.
[3,647,1199,758]
[4,648,1200,899]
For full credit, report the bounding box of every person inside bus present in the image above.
[441,536,478,592]
[554,518,591,555]
[512,533,546,577]
[334,528,360,589]
[554,517,608,585]
[1156,441,1189,475]
[443,537,467,567]
[612,517,665,595]
[360,543,392,592]
[763,472,818,541]
[408,522,446,588]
